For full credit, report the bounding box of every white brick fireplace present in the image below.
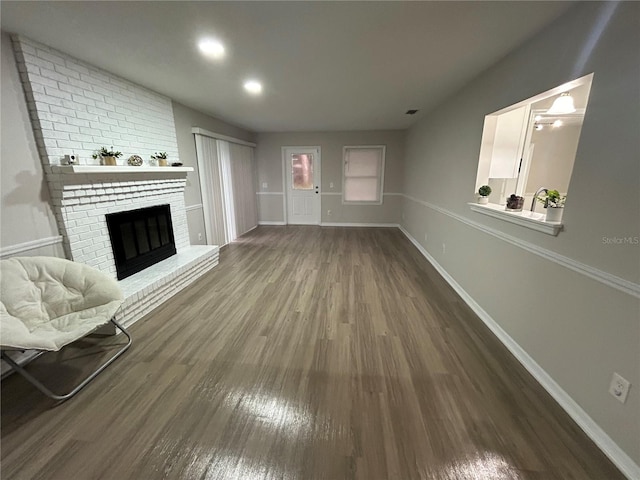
[49,167,190,277]
[12,35,219,328]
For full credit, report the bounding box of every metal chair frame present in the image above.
[1,318,132,402]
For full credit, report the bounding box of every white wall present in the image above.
[0,31,63,257]
[401,1,639,472]
[256,130,405,224]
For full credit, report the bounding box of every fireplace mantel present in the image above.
[51,165,194,175]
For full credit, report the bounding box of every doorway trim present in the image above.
[281,146,321,225]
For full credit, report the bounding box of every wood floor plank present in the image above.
[1,226,625,479]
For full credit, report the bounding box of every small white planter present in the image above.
[545,206,564,223]
[478,196,489,204]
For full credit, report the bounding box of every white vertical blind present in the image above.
[195,133,258,245]
[217,140,237,243]
[195,134,227,246]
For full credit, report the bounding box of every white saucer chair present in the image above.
[0,256,131,401]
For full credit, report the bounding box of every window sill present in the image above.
[468,202,563,236]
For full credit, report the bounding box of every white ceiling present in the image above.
[1,1,573,133]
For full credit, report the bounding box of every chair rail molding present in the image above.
[403,194,640,299]
[0,236,63,258]
[185,204,203,212]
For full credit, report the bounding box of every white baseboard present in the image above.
[320,222,399,228]
[398,225,640,480]
[257,222,400,228]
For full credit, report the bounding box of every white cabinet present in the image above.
[488,105,530,179]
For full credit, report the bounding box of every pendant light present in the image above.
[547,92,576,114]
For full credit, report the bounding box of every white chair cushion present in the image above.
[0,257,124,351]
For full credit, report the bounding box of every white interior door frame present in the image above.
[281,146,321,225]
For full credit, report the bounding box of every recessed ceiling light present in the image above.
[534,115,542,121]
[553,120,563,128]
[244,80,263,95]
[198,38,225,59]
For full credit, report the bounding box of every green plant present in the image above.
[92,146,123,159]
[478,185,492,197]
[151,152,168,160]
[537,189,566,208]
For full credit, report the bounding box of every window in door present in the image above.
[343,145,386,204]
[292,154,314,190]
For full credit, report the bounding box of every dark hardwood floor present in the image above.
[1,226,624,479]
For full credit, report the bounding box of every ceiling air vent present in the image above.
[405,109,419,115]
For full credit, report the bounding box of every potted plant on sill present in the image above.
[92,147,123,166]
[537,189,566,223]
[151,152,168,167]
[477,185,492,204]
[505,194,524,212]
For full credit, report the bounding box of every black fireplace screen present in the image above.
[106,204,176,280]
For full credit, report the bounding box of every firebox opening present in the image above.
[106,204,177,280]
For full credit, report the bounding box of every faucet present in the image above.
[531,187,548,212]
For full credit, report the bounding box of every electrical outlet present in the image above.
[327,209,332,216]
[329,182,334,188]
[198,233,203,241]
[442,243,446,254]
[262,182,268,189]
[609,373,631,403]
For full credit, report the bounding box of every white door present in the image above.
[283,146,320,225]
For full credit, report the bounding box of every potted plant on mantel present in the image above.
[477,185,492,204]
[92,147,123,166]
[151,152,168,167]
[537,189,566,223]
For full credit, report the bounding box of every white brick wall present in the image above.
[49,172,191,278]
[8,35,195,280]
[12,35,179,166]
[5,36,221,332]
[115,246,219,329]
